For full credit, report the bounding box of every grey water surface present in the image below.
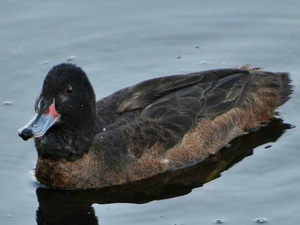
[1,0,300,225]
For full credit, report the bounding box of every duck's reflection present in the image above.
[36,118,292,225]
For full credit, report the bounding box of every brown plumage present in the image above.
[18,64,292,189]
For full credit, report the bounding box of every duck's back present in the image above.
[92,68,291,183]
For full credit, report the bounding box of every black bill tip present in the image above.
[18,128,33,141]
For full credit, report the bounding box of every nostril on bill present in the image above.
[18,128,33,141]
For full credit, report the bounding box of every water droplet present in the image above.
[255,218,267,223]
[198,60,208,65]
[3,101,11,105]
[67,55,76,61]
[40,60,49,65]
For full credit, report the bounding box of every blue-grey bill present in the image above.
[18,112,58,139]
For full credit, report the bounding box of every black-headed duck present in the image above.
[18,64,292,189]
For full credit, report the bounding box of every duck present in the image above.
[18,63,292,189]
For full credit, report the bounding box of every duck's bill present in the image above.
[18,99,60,141]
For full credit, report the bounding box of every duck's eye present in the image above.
[65,86,73,95]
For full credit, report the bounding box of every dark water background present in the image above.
[1,0,300,224]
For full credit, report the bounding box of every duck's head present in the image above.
[18,63,96,161]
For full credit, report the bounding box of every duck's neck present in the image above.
[34,124,95,162]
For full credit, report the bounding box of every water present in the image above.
[1,0,300,224]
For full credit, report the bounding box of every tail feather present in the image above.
[276,72,293,105]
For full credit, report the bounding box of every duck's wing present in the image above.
[95,69,252,159]
[95,68,248,130]
[116,68,248,113]
[127,71,251,153]
[140,71,251,119]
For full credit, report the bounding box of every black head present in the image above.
[18,63,96,161]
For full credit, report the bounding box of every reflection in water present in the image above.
[36,118,292,225]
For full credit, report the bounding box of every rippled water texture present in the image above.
[1,0,300,224]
